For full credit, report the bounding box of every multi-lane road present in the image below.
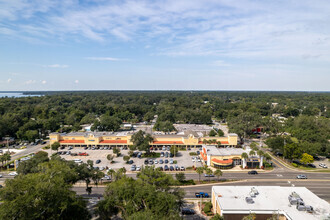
[1,144,329,202]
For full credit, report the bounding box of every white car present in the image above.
[9,172,18,176]
[0,174,3,178]
[101,175,111,181]
[136,166,141,171]
[99,167,105,171]
[154,160,158,164]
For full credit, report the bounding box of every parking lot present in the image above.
[45,146,204,173]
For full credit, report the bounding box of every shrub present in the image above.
[189,152,197,156]
[292,163,298,167]
[42,145,50,149]
[203,202,212,214]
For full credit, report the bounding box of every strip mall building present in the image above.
[49,131,238,149]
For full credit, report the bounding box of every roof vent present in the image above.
[245,197,254,204]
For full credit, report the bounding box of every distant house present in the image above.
[81,124,92,132]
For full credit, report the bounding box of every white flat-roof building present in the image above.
[212,186,330,220]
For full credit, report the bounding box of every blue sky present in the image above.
[0,0,329,91]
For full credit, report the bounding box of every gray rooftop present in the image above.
[204,145,247,156]
[212,186,330,220]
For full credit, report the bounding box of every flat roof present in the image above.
[204,145,247,156]
[213,186,330,220]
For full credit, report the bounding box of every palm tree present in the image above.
[214,169,223,181]
[249,150,256,156]
[107,169,115,180]
[257,150,264,158]
[196,167,204,183]
[203,139,207,145]
[264,153,272,162]
[241,152,248,160]
[205,168,213,182]
[216,141,221,147]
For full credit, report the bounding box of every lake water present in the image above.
[0,92,43,98]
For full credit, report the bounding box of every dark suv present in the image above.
[144,159,149,165]
[248,170,258,175]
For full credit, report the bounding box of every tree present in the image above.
[284,143,301,160]
[196,167,204,183]
[170,145,178,157]
[249,150,256,156]
[175,172,185,182]
[264,153,272,162]
[209,129,217,137]
[203,139,208,145]
[97,168,183,219]
[123,155,130,163]
[51,141,60,152]
[242,213,256,220]
[217,129,224,137]
[205,168,213,182]
[107,169,115,180]
[211,213,224,220]
[300,153,314,164]
[0,165,90,220]
[113,148,121,157]
[214,169,223,181]
[250,142,258,151]
[131,130,154,155]
[241,152,248,160]
[106,154,114,163]
[257,150,264,157]
[17,151,50,174]
[2,152,11,167]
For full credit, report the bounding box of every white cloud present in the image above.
[41,80,47,84]
[7,78,12,83]
[74,80,79,84]
[44,64,69,68]
[85,57,126,61]
[23,80,36,85]
[213,60,230,67]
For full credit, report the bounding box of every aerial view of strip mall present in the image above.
[0,1,329,220]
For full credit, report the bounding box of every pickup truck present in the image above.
[195,192,209,198]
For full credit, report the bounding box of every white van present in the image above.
[73,159,82,163]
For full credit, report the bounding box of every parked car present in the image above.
[144,159,149,165]
[136,166,141,171]
[169,159,174,164]
[160,152,164,157]
[170,166,174,171]
[164,165,169,171]
[9,172,18,176]
[149,159,153,165]
[154,159,158,164]
[248,170,258,175]
[0,174,3,178]
[180,166,185,171]
[167,146,170,151]
[307,163,316,168]
[165,159,169,164]
[165,152,169,158]
[162,146,166,151]
[130,165,136,171]
[159,159,164,164]
[137,152,142,158]
[96,159,101,164]
[204,173,215,177]
[297,174,307,179]
[195,192,209,198]
[181,208,195,215]
[101,175,111,181]
[128,160,134,164]
[175,165,180,171]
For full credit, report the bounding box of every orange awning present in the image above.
[100,140,127,144]
[212,158,233,164]
[198,141,229,144]
[153,141,184,145]
[59,140,85,144]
